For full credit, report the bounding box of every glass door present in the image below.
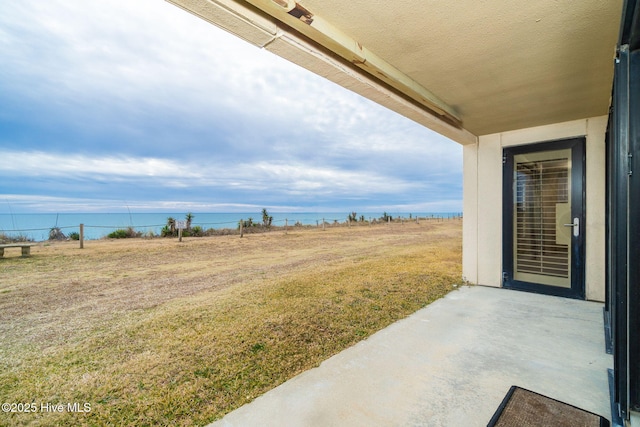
[503,138,585,299]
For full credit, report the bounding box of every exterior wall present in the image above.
[476,134,503,287]
[462,144,478,284]
[462,116,607,301]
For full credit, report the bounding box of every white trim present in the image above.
[463,116,607,301]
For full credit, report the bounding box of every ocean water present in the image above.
[0,212,461,241]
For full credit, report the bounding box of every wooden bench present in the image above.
[0,244,35,258]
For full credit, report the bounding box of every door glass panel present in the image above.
[513,149,571,288]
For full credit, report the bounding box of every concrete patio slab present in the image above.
[210,285,612,427]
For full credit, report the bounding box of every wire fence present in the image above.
[0,213,463,243]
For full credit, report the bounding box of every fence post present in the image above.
[285,218,288,234]
[79,224,84,249]
[323,218,325,231]
[179,227,183,242]
[240,219,244,238]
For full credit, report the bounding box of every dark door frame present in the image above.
[502,137,586,300]
[606,0,640,420]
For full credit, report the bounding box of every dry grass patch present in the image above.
[0,221,461,426]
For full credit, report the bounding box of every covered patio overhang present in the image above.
[166,0,621,300]
[167,0,620,145]
[167,0,638,425]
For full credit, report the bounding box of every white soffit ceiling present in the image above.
[169,0,623,142]
[295,0,623,136]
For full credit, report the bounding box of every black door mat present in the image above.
[487,386,610,427]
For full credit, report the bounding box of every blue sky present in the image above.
[0,0,462,214]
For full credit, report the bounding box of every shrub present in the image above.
[261,208,272,228]
[0,232,33,244]
[107,227,141,239]
[108,229,129,239]
[49,227,66,241]
[68,232,80,241]
[185,212,194,231]
[238,218,254,229]
[164,217,176,237]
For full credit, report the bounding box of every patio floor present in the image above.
[210,285,612,426]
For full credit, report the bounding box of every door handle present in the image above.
[563,217,579,237]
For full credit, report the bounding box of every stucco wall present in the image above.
[462,116,607,301]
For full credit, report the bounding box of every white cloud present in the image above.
[0,194,265,213]
[0,0,436,144]
[0,150,419,197]
[0,0,462,213]
[0,151,197,179]
[239,161,418,195]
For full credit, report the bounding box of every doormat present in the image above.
[487,386,610,427]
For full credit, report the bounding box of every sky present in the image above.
[0,0,462,214]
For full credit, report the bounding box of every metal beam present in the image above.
[166,0,477,145]
[241,0,463,128]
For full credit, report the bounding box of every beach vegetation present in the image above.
[163,217,177,237]
[107,227,141,239]
[0,232,32,244]
[48,226,66,240]
[68,231,80,241]
[161,213,198,237]
[239,217,255,229]
[185,212,194,231]
[262,208,273,228]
